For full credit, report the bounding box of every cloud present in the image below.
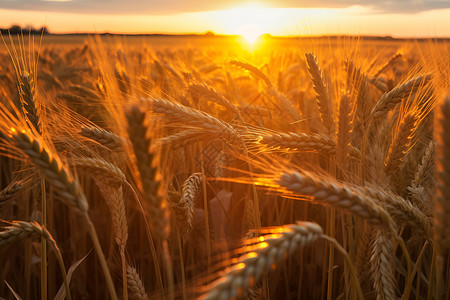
[0,0,448,14]
[284,0,450,13]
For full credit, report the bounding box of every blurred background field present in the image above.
[0,32,449,299]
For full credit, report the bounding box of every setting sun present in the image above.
[239,24,263,43]
[212,3,277,37]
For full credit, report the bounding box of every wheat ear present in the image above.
[0,180,24,203]
[408,140,436,216]
[275,171,394,228]
[158,129,214,150]
[384,113,417,176]
[229,60,272,86]
[10,40,46,300]
[11,129,88,213]
[11,129,117,299]
[17,72,42,134]
[265,86,303,121]
[68,83,100,100]
[99,184,128,250]
[305,53,335,135]
[80,126,125,151]
[126,104,174,295]
[0,220,72,300]
[200,222,323,300]
[0,220,51,246]
[373,52,402,78]
[347,60,371,148]
[249,129,336,154]
[368,76,389,93]
[97,182,129,300]
[337,94,353,165]
[353,182,431,236]
[371,75,433,119]
[188,83,242,118]
[170,173,203,241]
[73,157,127,186]
[142,97,242,145]
[411,140,436,190]
[370,230,396,300]
[126,265,149,300]
[125,104,169,242]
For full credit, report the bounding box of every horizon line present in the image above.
[1,29,449,40]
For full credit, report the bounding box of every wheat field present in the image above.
[0,34,449,299]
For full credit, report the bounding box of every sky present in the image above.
[0,0,449,37]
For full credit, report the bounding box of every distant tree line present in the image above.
[0,25,49,35]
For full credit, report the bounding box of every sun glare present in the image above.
[213,3,278,38]
[240,24,263,43]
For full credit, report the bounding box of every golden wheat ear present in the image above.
[11,129,89,213]
[2,34,42,134]
[80,126,125,151]
[305,53,335,135]
[125,104,170,242]
[0,179,24,203]
[371,75,433,119]
[169,172,203,242]
[126,265,149,300]
[199,222,323,300]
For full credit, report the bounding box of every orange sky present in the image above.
[0,1,449,37]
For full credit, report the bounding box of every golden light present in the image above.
[239,24,263,44]
[236,262,246,270]
[213,3,279,39]
[257,242,269,249]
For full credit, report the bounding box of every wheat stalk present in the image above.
[434,93,450,254]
